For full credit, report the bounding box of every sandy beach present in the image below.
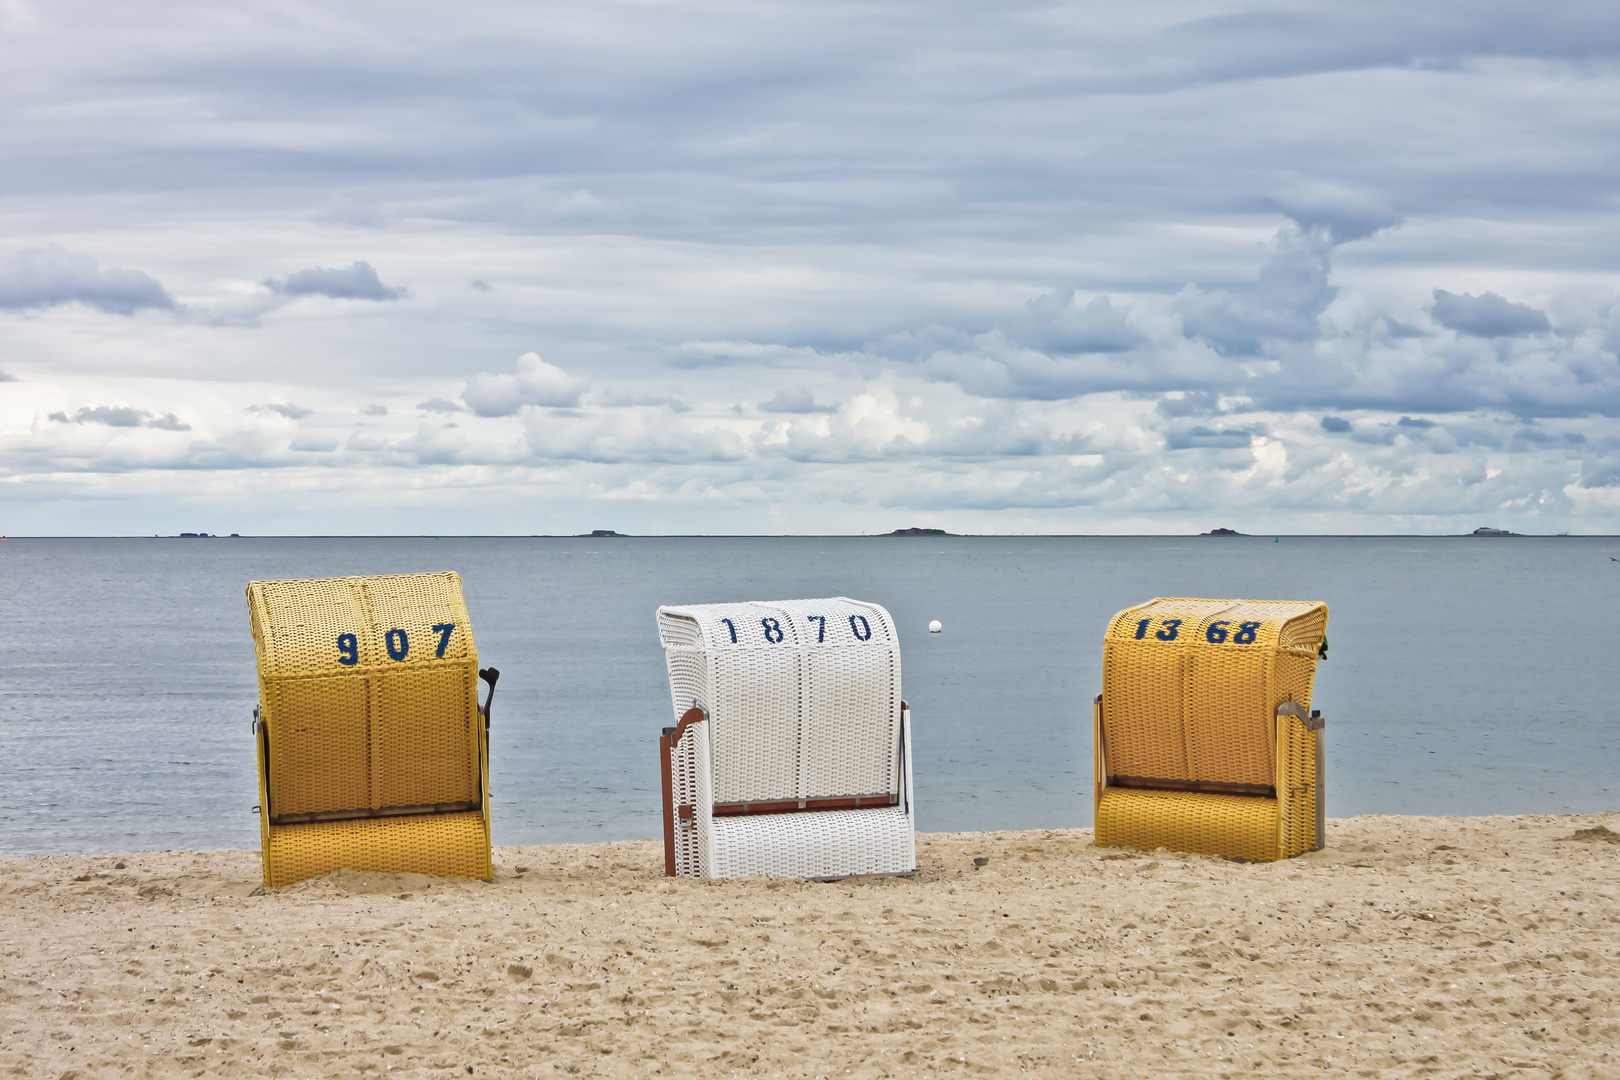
[2,813,1615,1079]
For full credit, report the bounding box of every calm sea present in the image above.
[1,535,1616,857]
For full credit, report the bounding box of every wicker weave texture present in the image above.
[657,598,901,805]
[1095,597,1327,861]
[248,572,479,678]
[1278,712,1319,858]
[246,572,490,885]
[667,715,916,879]
[263,676,371,816]
[263,811,489,887]
[1101,598,1325,786]
[709,806,915,879]
[657,597,914,880]
[669,717,711,878]
[1096,788,1280,862]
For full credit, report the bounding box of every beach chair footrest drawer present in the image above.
[1096,787,1288,862]
[264,810,491,886]
[709,806,915,879]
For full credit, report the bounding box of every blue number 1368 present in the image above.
[1134,618,1261,645]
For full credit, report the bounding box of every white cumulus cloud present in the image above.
[463,353,585,417]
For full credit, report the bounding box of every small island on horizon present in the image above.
[887,527,950,536]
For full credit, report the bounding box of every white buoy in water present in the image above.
[928,620,942,633]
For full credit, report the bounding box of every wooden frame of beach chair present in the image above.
[246,572,496,887]
[656,597,916,880]
[1093,598,1328,861]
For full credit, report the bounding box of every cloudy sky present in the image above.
[2,0,1618,535]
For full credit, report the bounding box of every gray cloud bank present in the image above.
[1431,290,1551,338]
[247,403,312,420]
[0,247,173,315]
[48,406,189,431]
[262,262,406,301]
[760,387,836,414]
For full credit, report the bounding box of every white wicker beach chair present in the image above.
[656,597,916,880]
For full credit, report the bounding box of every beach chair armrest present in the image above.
[669,705,707,748]
[1277,701,1324,731]
[662,705,710,877]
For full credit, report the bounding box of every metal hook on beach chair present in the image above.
[478,667,500,729]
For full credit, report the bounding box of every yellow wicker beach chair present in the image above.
[246,572,497,887]
[1094,598,1328,861]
